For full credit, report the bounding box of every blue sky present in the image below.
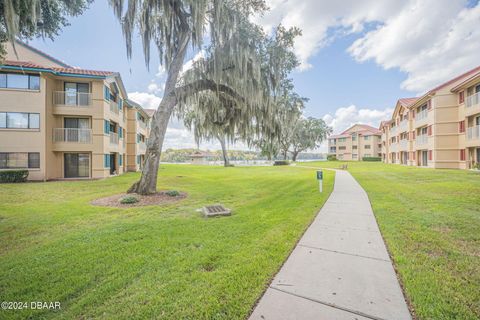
[27,0,480,150]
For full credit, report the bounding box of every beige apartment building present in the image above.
[380,65,480,169]
[0,41,151,180]
[328,124,382,160]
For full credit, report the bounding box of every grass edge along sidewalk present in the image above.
[299,161,480,320]
[0,165,333,320]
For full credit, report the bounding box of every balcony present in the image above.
[416,109,428,121]
[138,121,147,130]
[467,125,480,140]
[398,120,408,132]
[416,135,428,146]
[53,91,91,107]
[53,128,92,143]
[109,132,119,145]
[110,101,119,115]
[466,92,480,108]
[390,126,397,136]
[138,142,147,153]
[390,143,398,152]
[399,139,408,150]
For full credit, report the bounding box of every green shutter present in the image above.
[119,126,122,138]
[104,120,110,134]
[104,86,110,101]
[119,154,122,166]
[104,154,110,167]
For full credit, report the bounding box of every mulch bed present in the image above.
[91,191,187,208]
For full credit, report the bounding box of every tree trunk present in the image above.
[128,32,190,195]
[283,149,288,160]
[217,135,230,167]
[292,150,299,162]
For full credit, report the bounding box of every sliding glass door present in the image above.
[64,83,89,106]
[64,153,90,178]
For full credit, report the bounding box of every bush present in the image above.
[165,190,180,197]
[0,170,29,183]
[362,156,382,162]
[119,195,139,204]
[273,160,290,166]
[327,154,337,161]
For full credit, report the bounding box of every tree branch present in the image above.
[173,79,246,104]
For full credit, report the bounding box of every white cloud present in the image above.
[348,0,480,92]
[316,105,392,153]
[322,105,393,134]
[128,92,161,110]
[256,0,405,70]
[258,0,480,93]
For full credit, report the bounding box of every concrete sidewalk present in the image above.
[249,169,411,320]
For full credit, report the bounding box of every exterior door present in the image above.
[64,83,89,106]
[64,118,88,142]
[422,151,428,166]
[110,153,116,175]
[64,153,89,178]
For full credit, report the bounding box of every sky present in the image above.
[28,0,480,152]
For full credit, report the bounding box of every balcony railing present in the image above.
[138,121,147,129]
[390,143,398,152]
[398,120,408,132]
[138,142,146,152]
[416,109,428,121]
[466,92,480,108]
[110,101,119,115]
[110,132,119,144]
[416,135,428,146]
[399,139,408,149]
[53,91,91,107]
[467,125,480,140]
[53,128,92,143]
[390,126,397,136]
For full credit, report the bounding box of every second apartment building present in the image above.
[381,65,480,169]
[0,41,151,180]
[328,124,382,160]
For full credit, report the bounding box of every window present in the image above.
[364,154,371,157]
[364,136,370,140]
[0,73,40,90]
[339,146,346,150]
[352,145,357,150]
[460,149,466,161]
[0,112,40,129]
[352,154,358,159]
[338,138,346,142]
[352,135,357,141]
[459,121,465,133]
[65,82,89,106]
[459,91,464,104]
[0,152,39,169]
[364,145,371,149]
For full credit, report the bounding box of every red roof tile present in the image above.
[2,60,116,77]
[428,65,480,94]
[144,109,156,117]
[398,97,418,107]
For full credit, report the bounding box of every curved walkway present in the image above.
[250,169,411,320]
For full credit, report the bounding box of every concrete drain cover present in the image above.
[203,205,231,217]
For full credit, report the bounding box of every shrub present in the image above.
[0,170,29,183]
[165,190,180,197]
[273,160,290,166]
[327,154,337,161]
[119,195,139,204]
[362,156,382,162]
[473,162,480,170]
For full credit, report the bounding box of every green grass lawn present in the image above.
[299,161,480,320]
[0,165,333,320]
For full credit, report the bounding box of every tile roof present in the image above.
[428,65,480,94]
[144,109,156,117]
[398,97,418,107]
[2,60,116,77]
[341,124,381,135]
